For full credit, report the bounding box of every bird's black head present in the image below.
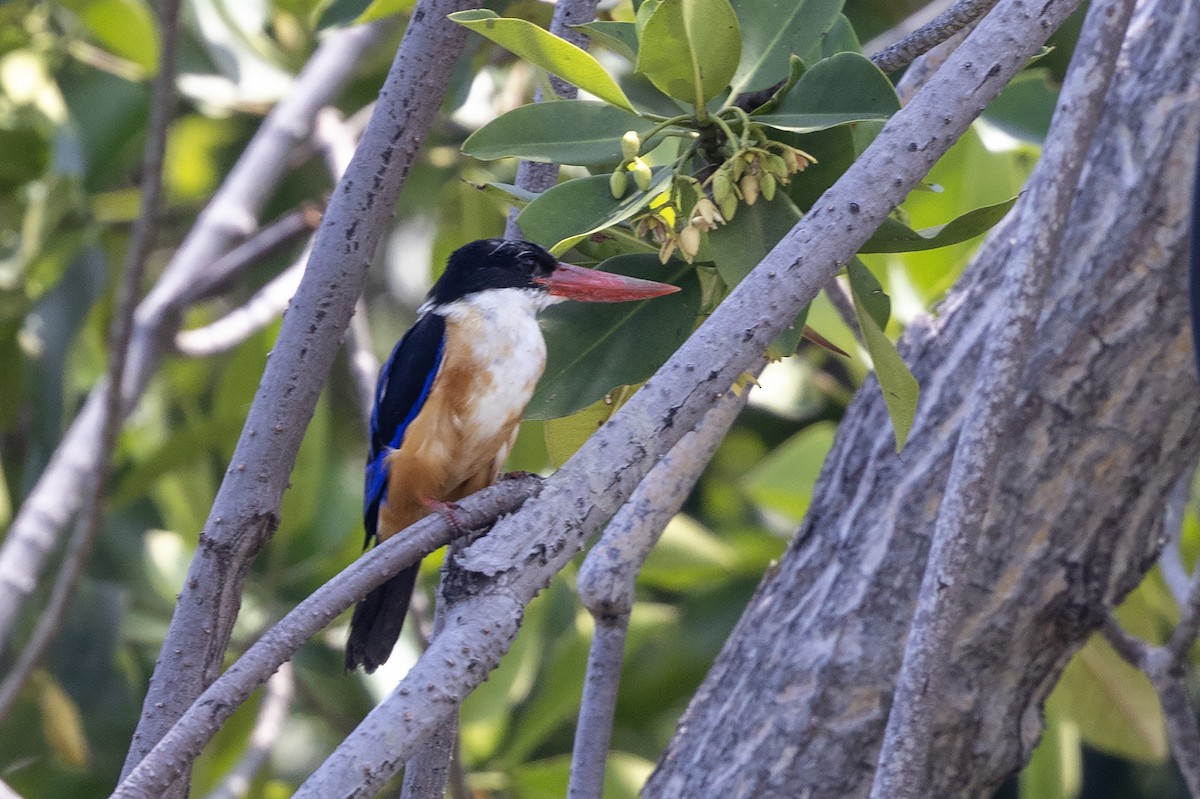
[425,239,558,307]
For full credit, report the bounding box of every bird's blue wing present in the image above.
[363,312,446,547]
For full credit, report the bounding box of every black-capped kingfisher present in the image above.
[346,239,679,672]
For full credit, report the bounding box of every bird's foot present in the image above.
[421,497,467,534]
[499,469,538,482]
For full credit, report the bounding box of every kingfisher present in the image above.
[346,238,679,672]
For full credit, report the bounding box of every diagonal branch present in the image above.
[869,0,1001,74]
[868,1,1137,795]
[569,366,759,799]
[119,0,483,786]
[108,478,539,799]
[290,1,1087,795]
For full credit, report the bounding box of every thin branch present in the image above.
[823,276,863,345]
[869,2,1136,795]
[201,663,295,799]
[174,247,308,357]
[108,478,539,799]
[290,3,1084,792]
[345,300,380,431]
[894,26,973,105]
[0,0,181,722]
[0,20,395,655]
[120,0,482,786]
[504,0,601,237]
[1160,472,1193,607]
[569,372,757,799]
[869,0,1000,74]
[862,0,955,55]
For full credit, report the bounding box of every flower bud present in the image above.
[621,130,641,160]
[712,172,732,203]
[609,169,628,199]
[760,172,776,201]
[740,175,760,206]
[718,194,738,222]
[767,153,788,177]
[679,225,701,260]
[630,158,653,191]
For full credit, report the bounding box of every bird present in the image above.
[346,238,680,672]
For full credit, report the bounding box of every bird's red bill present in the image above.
[538,262,680,302]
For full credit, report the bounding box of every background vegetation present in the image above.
[0,0,1190,797]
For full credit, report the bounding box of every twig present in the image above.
[201,664,295,799]
[823,276,863,345]
[1160,472,1193,607]
[569,370,758,799]
[0,0,181,723]
[1103,614,1200,796]
[894,26,973,105]
[862,0,955,55]
[345,300,380,432]
[108,478,539,799]
[869,0,1001,74]
[0,19,395,655]
[504,0,601,237]
[868,1,1135,796]
[120,0,483,787]
[289,0,1091,792]
[174,248,309,357]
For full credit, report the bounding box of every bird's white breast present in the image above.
[439,289,550,442]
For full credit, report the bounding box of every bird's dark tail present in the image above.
[345,562,420,673]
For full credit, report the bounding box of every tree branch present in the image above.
[119,0,481,786]
[569,369,758,799]
[0,19,394,654]
[869,2,1135,794]
[290,2,1085,794]
[869,0,1001,74]
[200,663,294,799]
[108,478,538,799]
[0,0,182,722]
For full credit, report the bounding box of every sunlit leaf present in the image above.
[517,168,674,254]
[848,260,917,450]
[636,0,741,107]
[741,421,835,518]
[352,0,415,24]
[756,52,897,133]
[528,256,700,419]
[860,198,1018,253]
[511,752,655,799]
[450,10,635,112]
[464,102,661,166]
[1019,708,1082,799]
[34,671,89,769]
[727,0,843,97]
[60,0,159,72]
[1048,634,1168,763]
[640,515,738,590]
[573,20,639,61]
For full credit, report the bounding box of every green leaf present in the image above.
[573,20,639,61]
[860,197,1018,253]
[464,102,661,166]
[527,256,700,419]
[352,0,415,24]
[517,168,674,254]
[60,0,159,73]
[1047,634,1168,763]
[801,13,861,63]
[1020,709,1082,799]
[756,52,897,133]
[0,126,50,191]
[449,10,635,112]
[511,752,654,799]
[846,259,888,329]
[706,193,802,287]
[635,0,742,107]
[741,421,836,519]
[639,515,738,590]
[543,385,637,467]
[727,0,843,97]
[848,262,917,450]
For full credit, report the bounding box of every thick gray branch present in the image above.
[648,0,1200,793]
[120,0,479,780]
[292,1,1083,795]
[870,0,1136,794]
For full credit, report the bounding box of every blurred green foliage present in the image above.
[0,1,1190,798]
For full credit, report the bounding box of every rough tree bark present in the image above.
[647,0,1200,795]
